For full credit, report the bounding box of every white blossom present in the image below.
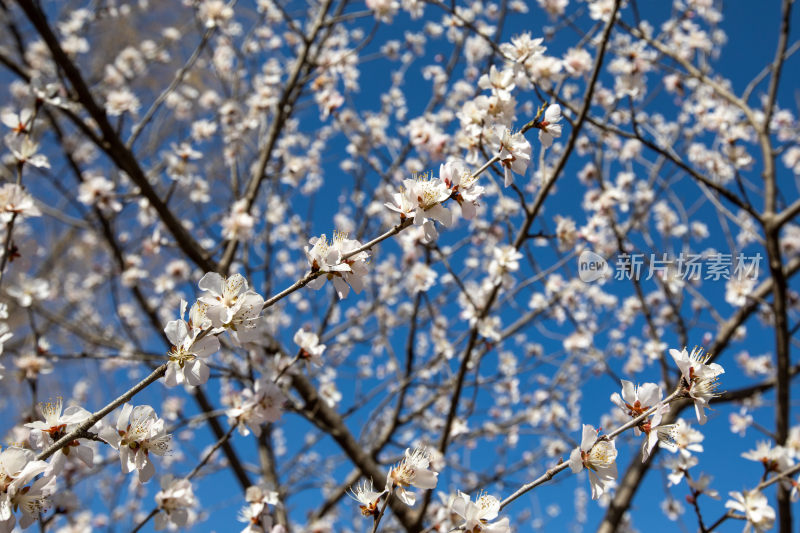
[0,184,41,223]
[569,425,618,499]
[385,173,452,229]
[293,328,326,366]
[0,446,52,531]
[7,138,50,169]
[24,397,93,472]
[99,404,171,482]
[669,346,724,424]
[537,104,563,148]
[78,175,121,212]
[226,378,285,437]
[198,272,264,344]
[305,232,370,299]
[164,303,219,387]
[348,479,385,516]
[154,475,197,530]
[221,199,257,242]
[439,160,484,219]
[610,380,671,460]
[406,262,437,293]
[488,245,522,285]
[450,491,510,533]
[725,490,775,533]
[0,108,33,135]
[387,446,439,506]
[490,126,531,187]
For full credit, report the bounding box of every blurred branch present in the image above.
[16,0,216,273]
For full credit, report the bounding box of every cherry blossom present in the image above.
[386,174,452,230]
[0,2,794,531]
[99,404,171,482]
[348,479,385,516]
[0,184,40,223]
[198,273,249,326]
[490,126,532,187]
[669,347,724,424]
[537,104,563,148]
[569,424,618,499]
[439,160,484,219]
[387,446,439,506]
[0,108,33,135]
[293,328,326,366]
[238,485,282,533]
[24,397,93,472]
[154,475,197,530]
[488,245,523,285]
[0,446,51,531]
[164,306,219,387]
[449,491,510,533]
[7,137,50,169]
[305,232,370,299]
[725,490,775,533]
[610,380,671,461]
[226,378,285,437]
[77,175,122,213]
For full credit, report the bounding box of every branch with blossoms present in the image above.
[498,386,682,512]
[601,255,800,532]
[337,343,728,532]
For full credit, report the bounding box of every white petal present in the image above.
[192,335,220,359]
[117,403,133,431]
[164,320,188,347]
[411,469,438,489]
[74,444,93,467]
[545,104,561,123]
[137,454,155,482]
[461,200,476,220]
[638,382,661,406]
[185,360,210,386]
[539,130,553,148]
[198,272,224,295]
[569,447,584,473]
[396,486,416,506]
[580,424,597,451]
[333,277,350,299]
[620,380,635,403]
[164,363,180,387]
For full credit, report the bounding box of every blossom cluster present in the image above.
[348,445,511,532]
[569,345,725,501]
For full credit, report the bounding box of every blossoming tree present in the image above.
[0,0,798,531]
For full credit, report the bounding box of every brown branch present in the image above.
[762,2,794,529]
[290,372,419,531]
[714,362,800,404]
